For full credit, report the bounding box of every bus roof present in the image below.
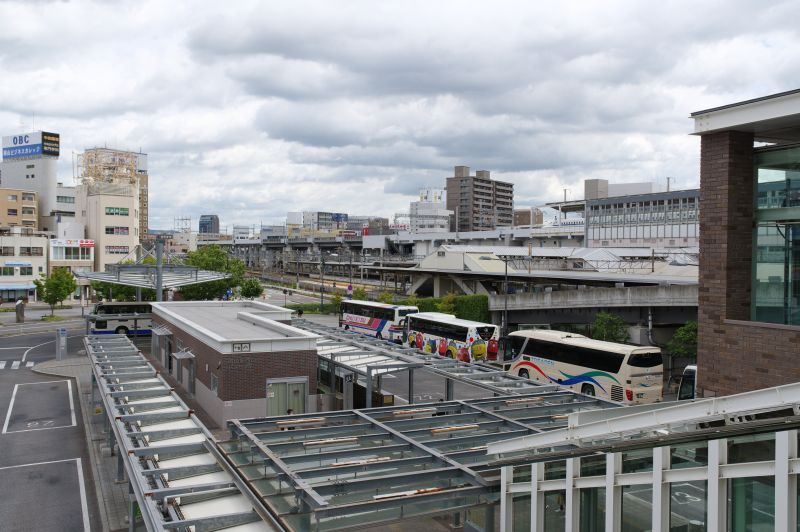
[509,329,660,355]
[343,300,418,310]
[409,312,499,329]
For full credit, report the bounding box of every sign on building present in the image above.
[1,131,60,159]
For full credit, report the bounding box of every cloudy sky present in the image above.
[1,0,798,231]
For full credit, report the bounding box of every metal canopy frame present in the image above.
[76,264,231,289]
[85,335,281,531]
[220,389,616,531]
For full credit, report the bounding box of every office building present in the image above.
[0,227,47,302]
[691,88,800,397]
[0,131,60,231]
[409,188,452,233]
[76,181,139,271]
[445,165,513,231]
[148,301,319,426]
[0,189,37,229]
[302,211,348,232]
[198,214,219,234]
[78,147,148,238]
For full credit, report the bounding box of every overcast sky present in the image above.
[1,0,798,231]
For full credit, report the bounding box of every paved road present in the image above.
[0,330,101,531]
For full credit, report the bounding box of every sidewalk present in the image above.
[34,357,130,532]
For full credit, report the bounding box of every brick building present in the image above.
[149,300,319,426]
[692,89,800,397]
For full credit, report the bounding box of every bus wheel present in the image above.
[344,325,350,330]
[581,384,595,396]
[376,332,383,340]
[519,369,530,380]
[115,326,129,335]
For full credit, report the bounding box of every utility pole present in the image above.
[503,256,510,337]
[666,176,673,192]
[320,253,325,311]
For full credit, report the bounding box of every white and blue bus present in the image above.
[90,302,153,336]
[339,300,418,343]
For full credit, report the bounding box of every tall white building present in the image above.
[0,131,61,231]
[409,188,452,233]
[76,181,139,271]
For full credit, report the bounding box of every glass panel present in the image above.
[579,487,605,532]
[670,442,708,469]
[544,490,566,532]
[622,449,652,473]
[621,485,651,532]
[669,480,706,531]
[756,147,800,210]
[513,494,531,532]
[753,222,800,325]
[544,460,567,480]
[727,433,775,464]
[728,477,774,531]
[513,465,532,483]
[580,454,606,477]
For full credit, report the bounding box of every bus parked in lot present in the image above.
[90,302,153,335]
[504,329,663,404]
[339,300,418,343]
[405,312,500,363]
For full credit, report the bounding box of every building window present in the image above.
[105,246,130,255]
[7,194,17,202]
[0,247,13,256]
[19,267,32,276]
[22,207,35,215]
[22,193,35,201]
[105,207,129,216]
[211,374,219,395]
[56,195,75,204]
[0,267,13,276]
[7,209,17,216]
[753,146,800,325]
[104,226,129,235]
[19,247,43,256]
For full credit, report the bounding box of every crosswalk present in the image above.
[0,361,35,370]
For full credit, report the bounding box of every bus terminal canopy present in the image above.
[75,263,232,289]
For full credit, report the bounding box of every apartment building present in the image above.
[0,189,38,228]
[409,188,452,234]
[0,227,47,302]
[445,165,513,232]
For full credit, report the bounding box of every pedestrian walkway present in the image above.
[0,360,35,370]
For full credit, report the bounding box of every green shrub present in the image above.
[454,294,490,322]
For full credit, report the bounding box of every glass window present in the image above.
[728,477,774,531]
[727,433,775,463]
[669,480,706,531]
[670,442,708,469]
[513,494,532,532]
[544,490,566,532]
[580,454,606,477]
[621,485,651,532]
[544,460,566,480]
[579,488,605,532]
[622,449,652,473]
[19,267,32,276]
[513,465,532,482]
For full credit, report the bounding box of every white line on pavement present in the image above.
[10,361,19,369]
[1,384,19,433]
[0,361,5,369]
[25,361,33,368]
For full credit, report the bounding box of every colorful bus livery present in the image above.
[339,300,418,343]
[506,329,663,405]
[405,312,499,363]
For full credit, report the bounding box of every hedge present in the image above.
[397,294,490,323]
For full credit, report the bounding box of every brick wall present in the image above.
[698,130,800,395]
[151,316,318,402]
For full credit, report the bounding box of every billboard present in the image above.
[51,239,95,248]
[2,131,60,159]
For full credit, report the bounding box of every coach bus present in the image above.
[504,329,662,404]
[405,312,500,363]
[90,302,153,336]
[339,300,418,343]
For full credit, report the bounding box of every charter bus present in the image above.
[404,312,500,363]
[504,329,663,404]
[90,302,153,336]
[339,300,419,343]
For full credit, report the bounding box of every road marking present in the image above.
[0,346,27,350]
[0,361,4,369]
[22,333,82,362]
[11,361,19,369]
[25,361,33,368]
[0,457,80,471]
[1,379,76,434]
[76,457,91,532]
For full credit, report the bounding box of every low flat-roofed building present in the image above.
[149,300,319,426]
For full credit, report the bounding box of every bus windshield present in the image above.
[627,352,663,367]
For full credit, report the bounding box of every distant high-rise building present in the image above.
[199,214,219,234]
[445,166,513,232]
[409,188,452,233]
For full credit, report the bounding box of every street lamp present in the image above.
[319,253,325,311]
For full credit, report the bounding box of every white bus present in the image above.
[405,312,500,363]
[505,329,663,404]
[339,300,419,343]
[90,302,153,336]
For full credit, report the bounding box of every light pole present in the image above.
[295,251,300,290]
[319,253,325,311]
[501,255,510,337]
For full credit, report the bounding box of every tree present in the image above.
[590,311,629,343]
[437,292,457,315]
[34,268,78,315]
[667,321,698,358]
[377,291,394,304]
[405,293,419,307]
[179,246,246,300]
[352,287,367,300]
[240,278,264,299]
[330,292,343,313]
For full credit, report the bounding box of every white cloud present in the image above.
[0,0,798,229]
